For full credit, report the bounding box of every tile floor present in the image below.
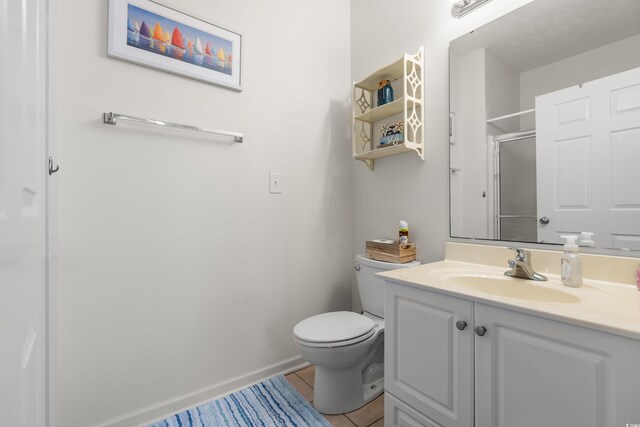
[285,366,384,427]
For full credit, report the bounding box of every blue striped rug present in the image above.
[148,375,332,427]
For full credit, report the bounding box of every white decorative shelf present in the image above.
[354,97,404,123]
[352,47,425,170]
[354,59,405,91]
[354,143,413,161]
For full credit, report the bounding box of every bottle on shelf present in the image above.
[377,80,394,106]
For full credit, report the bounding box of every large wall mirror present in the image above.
[449,0,640,251]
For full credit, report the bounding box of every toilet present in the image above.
[293,254,420,414]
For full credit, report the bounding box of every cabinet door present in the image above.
[475,304,640,427]
[385,283,474,427]
[385,392,444,427]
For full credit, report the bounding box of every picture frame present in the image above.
[108,0,243,91]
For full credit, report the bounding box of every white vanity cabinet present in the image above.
[474,304,640,427]
[384,281,640,427]
[384,281,474,427]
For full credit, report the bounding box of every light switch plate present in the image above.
[269,172,282,194]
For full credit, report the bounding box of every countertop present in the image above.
[378,259,640,341]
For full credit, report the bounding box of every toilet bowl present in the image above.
[293,255,420,414]
[294,311,384,414]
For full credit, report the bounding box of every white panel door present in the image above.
[475,304,640,427]
[536,67,640,247]
[385,283,473,427]
[0,0,48,425]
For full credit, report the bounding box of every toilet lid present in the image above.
[293,311,375,344]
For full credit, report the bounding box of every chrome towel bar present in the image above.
[103,112,244,143]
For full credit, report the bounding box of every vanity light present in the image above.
[451,0,493,18]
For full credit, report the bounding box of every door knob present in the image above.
[474,326,487,336]
[455,320,467,330]
[539,217,550,225]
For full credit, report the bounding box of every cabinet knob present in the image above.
[474,326,487,336]
[455,320,467,330]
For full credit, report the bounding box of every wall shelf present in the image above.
[354,97,404,123]
[352,47,424,170]
[354,143,413,160]
[354,59,405,91]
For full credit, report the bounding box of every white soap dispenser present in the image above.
[580,231,595,247]
[561,235,582,287]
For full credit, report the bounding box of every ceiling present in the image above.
[450,0,640,72]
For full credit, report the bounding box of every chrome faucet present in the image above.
[504,248,548,281]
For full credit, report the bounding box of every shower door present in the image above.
[493,132,538,242]
[0,0,49,425]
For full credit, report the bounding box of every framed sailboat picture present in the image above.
[108,0,243,91]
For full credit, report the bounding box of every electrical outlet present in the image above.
[269,172,282,194]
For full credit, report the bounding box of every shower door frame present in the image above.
[491,129,537,240]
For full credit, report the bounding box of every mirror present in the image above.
[449,0,640,251]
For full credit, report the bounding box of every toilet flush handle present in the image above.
[354,264,361,271]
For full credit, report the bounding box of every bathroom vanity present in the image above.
[379,243,640,427]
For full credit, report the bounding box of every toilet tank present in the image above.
[355,254,421,318]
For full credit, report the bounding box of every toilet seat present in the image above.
[294,311,377,348]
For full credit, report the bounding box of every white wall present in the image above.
[52,1,352,426]
[453,49,488,238]
[350,0,535,307]
[485,50,521,133]
[519,33,640,128]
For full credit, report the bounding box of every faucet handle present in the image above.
[507,247,530,262]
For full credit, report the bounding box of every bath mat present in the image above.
[148,375,332,427]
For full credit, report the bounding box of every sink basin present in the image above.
[444,274,581,304]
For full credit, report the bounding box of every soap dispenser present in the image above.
[580,232,595,247]
[561,235,582,287]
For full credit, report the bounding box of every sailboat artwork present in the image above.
[110,0,242,90]
[125,3,233,76]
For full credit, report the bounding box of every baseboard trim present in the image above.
[95,356,309,427]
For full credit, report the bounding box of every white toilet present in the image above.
[293,254,420,414]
